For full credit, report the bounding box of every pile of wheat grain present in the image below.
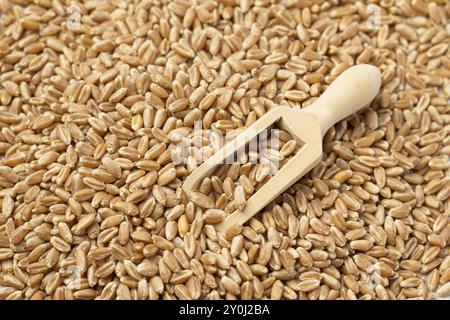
[0,0,449,300]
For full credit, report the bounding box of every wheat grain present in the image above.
[0,0,448,301]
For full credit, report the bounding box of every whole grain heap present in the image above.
[0,0,449,300]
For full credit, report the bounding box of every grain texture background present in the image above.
[0,0,449,300]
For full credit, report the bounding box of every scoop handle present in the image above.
[302,64,381,137]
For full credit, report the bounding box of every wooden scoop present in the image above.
[182,64,382,233]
